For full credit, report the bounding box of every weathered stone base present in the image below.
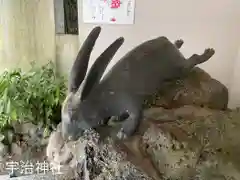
[46,105,240,180]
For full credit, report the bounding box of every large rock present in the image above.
[138,106,240,179]
[46,105,240,179]
[144,67,229,110]
[46,126,152,180]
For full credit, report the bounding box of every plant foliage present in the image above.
[0,61,67,130]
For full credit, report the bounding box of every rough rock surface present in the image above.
[141,106,240,179]
[46,105,240,180]
[144,67,229,110]
[0,122,48,176]
[47,125,153,180]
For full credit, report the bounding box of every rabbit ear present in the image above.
[79,37,124,101]
[68,26,101,93]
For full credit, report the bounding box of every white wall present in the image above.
[77,0,240,108]
[229,49,240,108]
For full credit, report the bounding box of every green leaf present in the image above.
[10,109,17,121]
[0,60,67,131]
[6,99,11,114]
[43,127,50,138]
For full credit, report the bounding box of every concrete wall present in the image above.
[0,0,56,72]
[0,0,79,77]
[55,34,79,77]
[77,0,240,108]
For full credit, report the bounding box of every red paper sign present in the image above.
[111,0,121,9]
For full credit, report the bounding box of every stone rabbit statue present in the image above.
[61,26,215,141]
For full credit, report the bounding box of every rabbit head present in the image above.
[61,26,124,141]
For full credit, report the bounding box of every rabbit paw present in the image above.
[116,128,128,140]
[174,39,184,48]
[203,48,215,59]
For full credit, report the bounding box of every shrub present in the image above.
[0,61,67,131]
